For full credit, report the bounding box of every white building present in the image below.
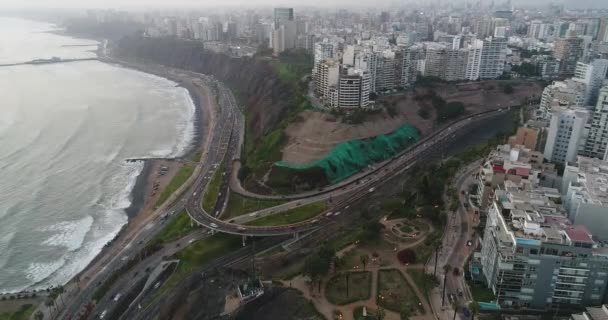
[314,59,339,102]
[563,157,608,240]
[573,59,608,106]
[543,107,589,165]
[538,80,587,120]
[465,39,484,80]
[583,86,608,159]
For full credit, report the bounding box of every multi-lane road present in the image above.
[58,59,521,319]
[185,102,512,237]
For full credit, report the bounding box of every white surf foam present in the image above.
[40,216,94,251]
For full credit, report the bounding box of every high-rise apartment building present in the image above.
[314,59,339,102]
[562,157,608,240]
[465,39,484,80]
[272,8,296,54]
[479,37,507,79]
[582,86,608,159]
[554,33,584,76]
[480,185,608,309]
[273,8,294,27]
[538,80,587,120]
[374,52,396,92]
[543,107,589,165]
[573,59,608,106]
[338,67,371,109]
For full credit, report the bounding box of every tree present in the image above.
[400,303,412,320]
[452,302,459,320]
[442,264,452,306]
[469,301,480,320]
[45,298,55,318]
[302,245,334,292]
[54,286,66,308]
[357,221,383,242]
[34,310,44,320]
[376,307,386,320]
[360,255,369,271]
[345,272,351,298]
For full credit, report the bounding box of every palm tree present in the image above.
[376,307,386,320]
[468,301,480,320]
[344,272,351,298]
[34,310,44,320]
[452,302,459,320]
[400,303,412,320]
[360,255,369,271]
[55,286,65,308]
[45,298,55,319]
[442,264,452,306]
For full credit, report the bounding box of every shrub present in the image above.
[397,249,417,264]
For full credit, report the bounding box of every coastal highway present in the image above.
[185,105,515,237]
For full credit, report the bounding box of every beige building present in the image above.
[509,127,539,150]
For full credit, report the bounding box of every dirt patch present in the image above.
[282,80,543,165]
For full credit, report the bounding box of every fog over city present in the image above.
[1,0,608,9]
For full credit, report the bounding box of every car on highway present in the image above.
[113,293,121,301]
[99,310,107,319]
[237,226,246,232]
[368,187,375,193]
[249,212,258,217]
[325,212,333,217]
[210,223,218,228]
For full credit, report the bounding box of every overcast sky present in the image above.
[0,0,606,9]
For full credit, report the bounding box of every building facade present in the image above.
[543,107,589,165]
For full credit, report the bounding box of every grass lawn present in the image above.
[0,304,34,320]
[202,162,225,213]
[325,271,372,305]
[377,269,423,314]
[400,225,413,233]
[470,284,496,303]
[224,193,287,219]
[153,210,197,244]
[146,233,242,306]
[337,248,370,271]
[247,202,326,226]
[155,164,195,208]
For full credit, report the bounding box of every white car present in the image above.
[210,223,218,228]
[368,187,375,193]
[113,293,121,301]
[100,310,107,319]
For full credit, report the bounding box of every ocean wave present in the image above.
[171,88,197,157]
[22,162,140,290]
[40,216,94,251]
[25,259,66,285]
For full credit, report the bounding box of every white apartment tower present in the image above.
[537,79,587,120]
[543,107,589,165]
[583,86,608,159]
[573,59,608,106]
[465,39,483,80]
[314,59,339,102]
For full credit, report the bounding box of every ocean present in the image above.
[0,17,195,293]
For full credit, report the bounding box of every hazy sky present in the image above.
[0,0,606,9]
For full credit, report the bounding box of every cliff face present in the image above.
[115,36,295,141]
